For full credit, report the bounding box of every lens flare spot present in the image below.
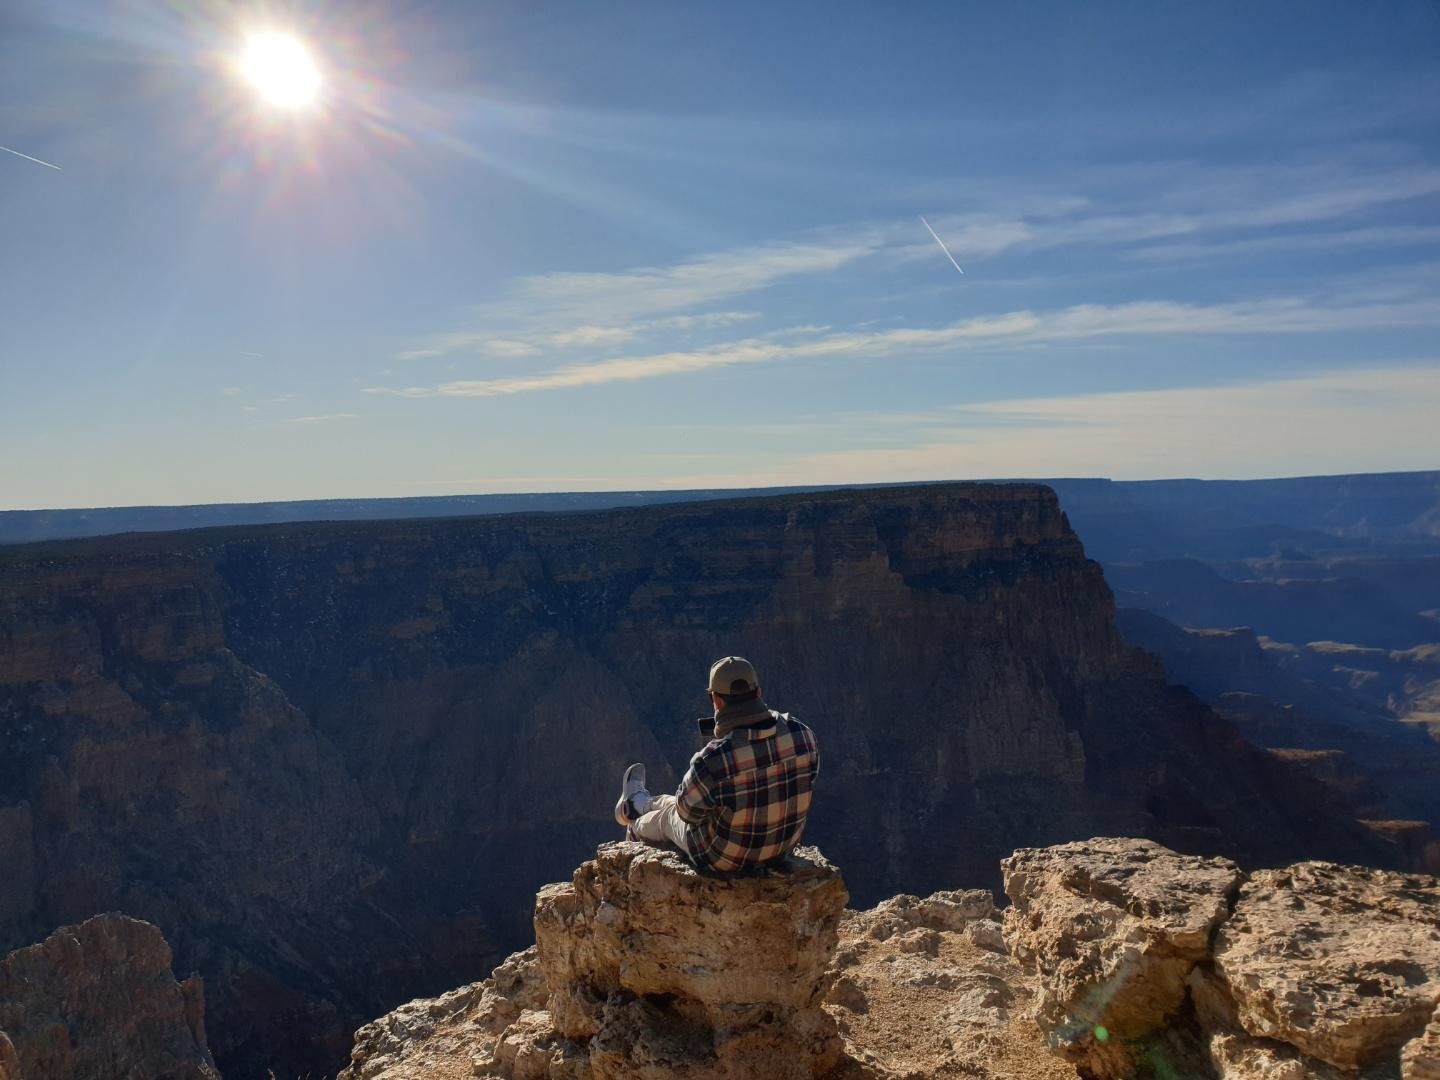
[1094,1025,1110,1043]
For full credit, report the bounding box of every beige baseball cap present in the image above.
[707,655,759,695]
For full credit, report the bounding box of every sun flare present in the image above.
[239,32,322,109]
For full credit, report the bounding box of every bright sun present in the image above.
[239,32,322,109]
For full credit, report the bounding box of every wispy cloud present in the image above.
[398,231,886,363]
[719,363,1440,484]
[402,473,687,489]
[496,235,881,322]
[385,153,1440,413]
[889,163,1440,274]
[278,413,360,424]
[1130,225,1440,264]
[368,295,1440,399]
[398,311,759,361]
[374,363,1440,493]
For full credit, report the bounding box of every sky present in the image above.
[1,1,1438,510]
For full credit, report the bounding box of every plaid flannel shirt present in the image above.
[673,709,819,872]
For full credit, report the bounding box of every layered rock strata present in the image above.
[0,913,217,1079]
[0,483,1398,1076]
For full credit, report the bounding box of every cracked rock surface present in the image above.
[1007,839,1440,1080]
[825,889,1076,1080]
[1002,838,1242,1078]
[1212,861,1440,1073]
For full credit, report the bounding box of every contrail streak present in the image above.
[919,215,964,275]
[0,145,62,170]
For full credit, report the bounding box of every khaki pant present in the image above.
[630,794,691,852]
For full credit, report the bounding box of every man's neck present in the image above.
[713,697,772,737]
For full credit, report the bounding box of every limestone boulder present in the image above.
[0,913,218,1080]
[529,841,848,1079]
[1212,861,1440,1073]
[1002,837,1242,1078]
[343,843,851,1080]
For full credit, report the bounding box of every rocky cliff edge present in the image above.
[342,839,1440,1080]
[0,913,218,1080]
[1002,838,1440,1079]
[342,842,849,1080]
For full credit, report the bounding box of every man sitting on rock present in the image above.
[614,656,819,872]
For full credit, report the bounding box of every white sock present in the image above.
[632,791,653,815]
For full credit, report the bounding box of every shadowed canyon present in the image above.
[0,481,1432,1078]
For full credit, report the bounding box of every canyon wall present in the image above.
[0,483,1396,1077]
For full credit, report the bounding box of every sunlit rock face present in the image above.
[0,483,1397,1077]
[342,843,847,1080]
[1001,838,1243,1078]
[341,839,1440,1080]
[1210,861,1440,1074]
[0,914,218,1080]
[339,844,1070,1080]
[1405,1008,1440,1080]
[1003,838,1440,1080]
[537,842,846,1080]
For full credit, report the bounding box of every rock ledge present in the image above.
[345,841,848,1080]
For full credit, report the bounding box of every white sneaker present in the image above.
[614,762,651,827]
